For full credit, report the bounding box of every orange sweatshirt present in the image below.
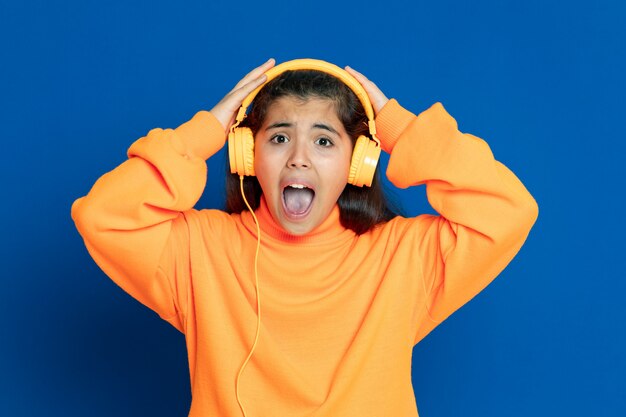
[71,98,538,417]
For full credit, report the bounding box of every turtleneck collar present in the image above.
[240,196,354,245]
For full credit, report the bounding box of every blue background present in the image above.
[1,0,624,416]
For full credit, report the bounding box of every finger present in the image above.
[346,65,388,114]
[345,65,378,89]
[345,65,367,82]
[233,58,273,89]
[217,73,268,124]
[229,73,268,103]
[344,65,361,77]
[233,58,275,91]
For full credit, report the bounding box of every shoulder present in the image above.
[375,213,436,234]
[175,208,245,237]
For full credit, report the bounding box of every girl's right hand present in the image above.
[210,58,276,134]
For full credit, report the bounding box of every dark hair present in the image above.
[225,69,400,235]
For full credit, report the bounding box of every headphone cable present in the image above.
[235,175,262,417]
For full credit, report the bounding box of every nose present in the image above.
[286,140,311,169]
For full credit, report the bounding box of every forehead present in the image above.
[263,96,343,125]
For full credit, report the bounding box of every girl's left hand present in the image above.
[345,66,389,115]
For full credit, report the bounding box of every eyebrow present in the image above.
[264,122,340,136]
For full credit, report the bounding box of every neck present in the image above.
[241,196,353,245]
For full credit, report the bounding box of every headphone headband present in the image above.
[234,58,378,141]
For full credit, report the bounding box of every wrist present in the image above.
[374,99,415,153]
[173,110,227,160]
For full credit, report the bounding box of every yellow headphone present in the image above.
[228,58,381,187]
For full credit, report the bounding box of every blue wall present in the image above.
[1,0,624,416]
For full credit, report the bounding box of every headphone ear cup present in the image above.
[348,135,381,187]
[228,129,238,174]
[240,127,256,176]
[348,135,367,186]
[228,127,256,176]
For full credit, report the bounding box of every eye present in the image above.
[270,134,289,144]
[315,137,334,147]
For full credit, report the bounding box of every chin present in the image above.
[280,220,315,236]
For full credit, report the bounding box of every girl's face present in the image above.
[254,96,354,235]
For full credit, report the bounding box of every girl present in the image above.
[71,58,538,417]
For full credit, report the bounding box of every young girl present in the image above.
[71,58,538,417]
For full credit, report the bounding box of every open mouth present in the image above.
[282,183,315,218]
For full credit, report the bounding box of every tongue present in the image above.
[283,188,314,215]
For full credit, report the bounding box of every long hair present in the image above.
[225,69,400,235]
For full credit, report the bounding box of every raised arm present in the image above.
[71,59,275,332]
[376,99,539,342]
[70,111,225,331]
[346,63,538,342]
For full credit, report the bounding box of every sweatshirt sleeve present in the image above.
[375,99,539,343]
[70,110,226,333]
